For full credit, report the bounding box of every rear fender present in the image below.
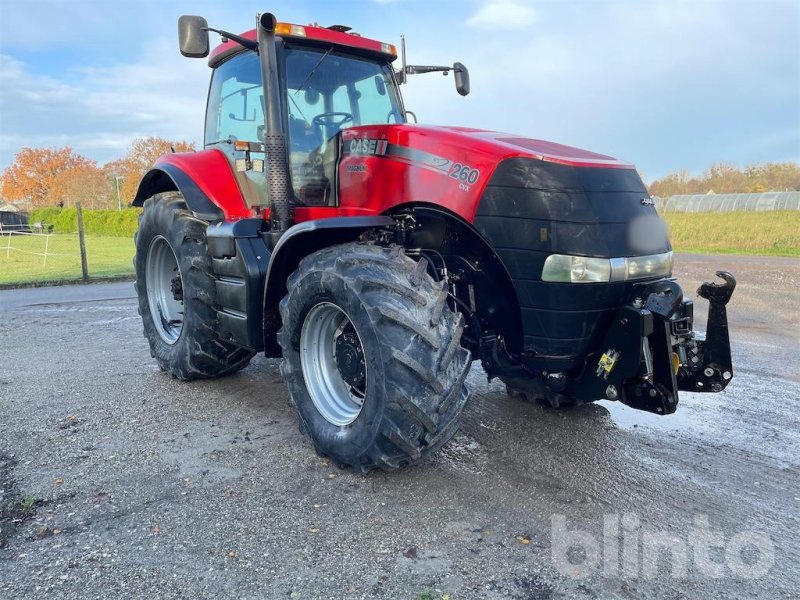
[132,150,250,221]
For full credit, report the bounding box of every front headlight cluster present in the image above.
[542,251,673,283]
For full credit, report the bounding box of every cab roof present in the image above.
[208,22,398,68]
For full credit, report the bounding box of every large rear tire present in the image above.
[278,243,471,472]
[134,192,255,380]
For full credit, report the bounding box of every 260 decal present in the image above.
[448,162,480,191]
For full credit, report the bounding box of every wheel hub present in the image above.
[299,302,367,427]
[145,235,184,345]
[335,331,366,388]
[170,275,183,301]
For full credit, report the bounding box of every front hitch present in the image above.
[677,271,736,393]
[568,271,736,416]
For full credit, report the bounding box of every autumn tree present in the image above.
[59,163,115,209]
[107,137,195,204]
[649,162,800,197]
[0,147,104,208]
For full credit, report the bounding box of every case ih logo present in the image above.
[349,138,389,156]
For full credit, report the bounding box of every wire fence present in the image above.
[0,204,135,287]
[2,230,79,268]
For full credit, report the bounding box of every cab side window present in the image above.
[205,53,263,144]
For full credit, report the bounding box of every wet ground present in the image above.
[0,253,798,599]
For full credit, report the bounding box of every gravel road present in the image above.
[0,253,798,599]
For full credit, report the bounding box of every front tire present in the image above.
[278,243,471,472]
[134,192,255,380]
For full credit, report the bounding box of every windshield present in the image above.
[284,46,404,205]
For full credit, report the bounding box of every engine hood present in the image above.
[405,125,633,169]
[337,124,640,225]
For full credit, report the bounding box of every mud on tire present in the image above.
[134,192,255,380]
[278,243,472,472]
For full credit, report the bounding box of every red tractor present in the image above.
[133,13,736,471]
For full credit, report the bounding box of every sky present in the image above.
[0,0,797,182]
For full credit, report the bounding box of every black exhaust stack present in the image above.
[257,13,292,246]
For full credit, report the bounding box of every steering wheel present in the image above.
[312,112,353,129]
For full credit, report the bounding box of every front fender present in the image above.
[132,149,250,221]
[262,216,395,355]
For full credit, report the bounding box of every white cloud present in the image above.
[0,0,796,179]
[405,0,798,178]
[466,1,537,29]
[0,39,209,169]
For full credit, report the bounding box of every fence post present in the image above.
[76,202,89,281]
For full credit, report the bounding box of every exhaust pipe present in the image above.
[257,13,292,246]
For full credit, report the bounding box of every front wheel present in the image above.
[278,243,472,472]
[134,192,255,380]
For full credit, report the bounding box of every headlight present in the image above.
[625,252,673,280]
[542,251,673,283]
[541,254,612,283]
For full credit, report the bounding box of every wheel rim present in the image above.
[146,235,184,345]
[300,302,367,426]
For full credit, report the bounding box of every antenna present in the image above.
[399,35,407,84]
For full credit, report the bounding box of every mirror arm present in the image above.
[405,65,452,76]
[204,27,259,53]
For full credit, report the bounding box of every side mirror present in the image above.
[178,15,210,58]
[453,62,470,96]
[374,75,387,96]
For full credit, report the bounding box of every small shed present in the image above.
[0,202,30,232]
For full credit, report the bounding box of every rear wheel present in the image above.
[134,192,255,380]
[278,243,471,472]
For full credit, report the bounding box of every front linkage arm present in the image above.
[677,271,736,394]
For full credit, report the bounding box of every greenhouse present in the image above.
[656,191,800,213]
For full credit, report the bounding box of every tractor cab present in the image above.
[202,22,407,208]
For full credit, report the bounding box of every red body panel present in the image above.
[337,125,634,223]
[157,126,634,225]
[155,150,251,220]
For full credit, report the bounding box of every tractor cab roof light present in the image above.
[274,22,396,57]
[274,23,307,38]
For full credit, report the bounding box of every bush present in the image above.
[29,207,141,237]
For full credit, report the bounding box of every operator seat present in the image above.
[288,116,330,205]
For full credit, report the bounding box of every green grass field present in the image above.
[663,211,800,257]
[0,233,134,285]
[0,211,797,286]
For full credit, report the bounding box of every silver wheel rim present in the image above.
[146,235,184,345]
[300,302,367,426]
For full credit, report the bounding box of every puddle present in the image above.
[436,432,489,474]
[87,316,139,325]
[23,304,133,314]
[598,400,696,432]
[158,421,245,483]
